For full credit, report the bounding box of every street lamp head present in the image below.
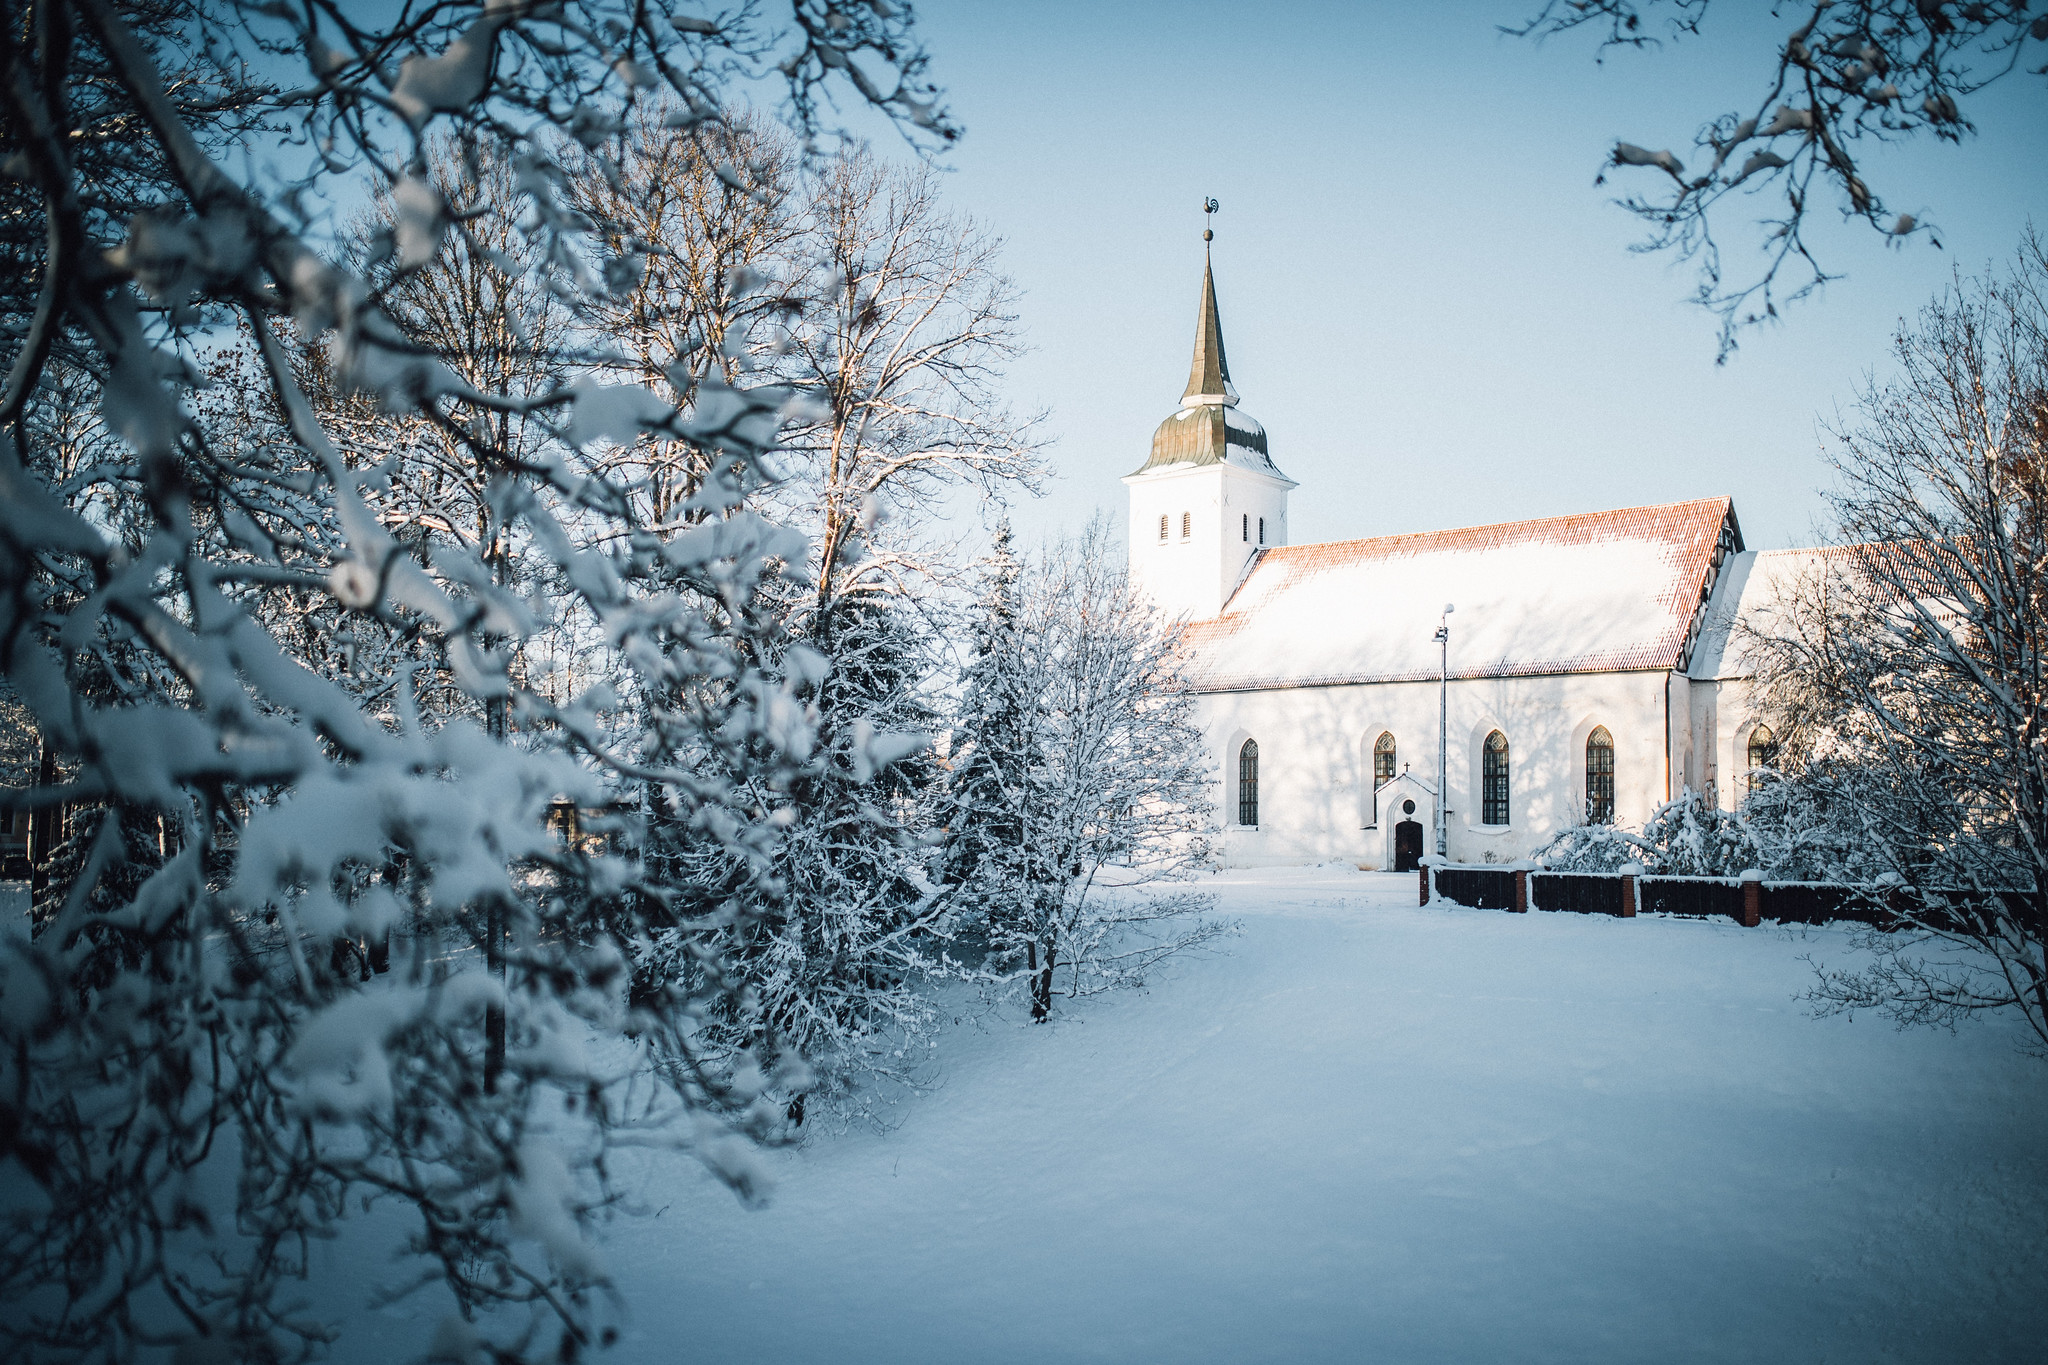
[1442,603,1455,616]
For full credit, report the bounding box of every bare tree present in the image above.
[1744,232,2048,1053]
[570,108,806,527]
[1514,1,2048,358]
[777,150,1043,609]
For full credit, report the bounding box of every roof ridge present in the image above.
[1255,496,1734,558]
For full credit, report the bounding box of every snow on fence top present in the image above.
[1182,498,1735,691]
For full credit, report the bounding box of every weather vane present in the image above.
[1203,196,1219,243]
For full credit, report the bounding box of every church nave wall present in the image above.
[1200,670,1677,869]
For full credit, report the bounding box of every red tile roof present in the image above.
[1180,497,1739,692]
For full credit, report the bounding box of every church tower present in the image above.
[1123,236,1295,621]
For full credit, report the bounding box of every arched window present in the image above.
[1481,730,1510,826]
[1585,726,1615,824]
[1237,739,1260,827]
[1157,513,1168,542]
[1373,731,1396,787]
[1242,512,1249,543]
[1747,725,1778,791]
[1180,511,1191,539]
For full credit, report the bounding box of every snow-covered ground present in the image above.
[339,869,2047,1363]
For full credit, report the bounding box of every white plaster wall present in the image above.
[1689,679,1721,808]
[1202,671,1678,868]
[1697,674,1769,808]
[1125,463,1291,621]
[1666,670,1693,807]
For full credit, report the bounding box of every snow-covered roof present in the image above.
[1181,498,1741,691]
[1686,541,1955,680]
[1685,548,1823,680]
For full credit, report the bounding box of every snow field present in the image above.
[337,869,2048,1363]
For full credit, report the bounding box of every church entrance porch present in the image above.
[1363,772,1438,872]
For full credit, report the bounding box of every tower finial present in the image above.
[1203,196,1218,244]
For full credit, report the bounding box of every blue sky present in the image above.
[896,1,2048,553]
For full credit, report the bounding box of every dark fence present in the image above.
[1817,886,2033,933]
[1638,876,1744,921]
[1429,863,2035,931]
[1529,872,1625,917]
[1760,881,1874,926]
[1432,866,1517,910]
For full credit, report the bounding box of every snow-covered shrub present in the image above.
[1638,788,1768,876]
[1736,766,1897,884]
[0,2,957,1359]
[1541,788,1760,877]
[1536,820,1656,873]
[633,584,954,1124]
[1542,775,1909,885]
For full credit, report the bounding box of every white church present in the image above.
[1125,247,1813,871]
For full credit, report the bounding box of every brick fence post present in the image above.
[1512,867,1529,914]
[1619,861,1641,918]
[1739,869,1763,928]
[1419,864,1430,907]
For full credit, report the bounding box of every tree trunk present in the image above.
[27,737,59,914]
[485,896,505,1089]
[484,692,507,1089]
[1029,937,1053,1022]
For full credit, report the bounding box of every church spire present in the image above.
[1182,206,1238,407]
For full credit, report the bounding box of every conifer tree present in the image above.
[631,578,950,1120]
[947,522,1222,1021]
[944,521,1048,942]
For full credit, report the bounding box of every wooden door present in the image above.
[1394,819,1424,872]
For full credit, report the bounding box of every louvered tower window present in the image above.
[1237,739,1259,827]
[1258,516,1265,544]
[1242,513,1248,543]
[1180,511,1191,540]
[1481,730,1510,826]
[1158,514,1168,542]
[1585,726,1615,824]
[1373,732,1396,787]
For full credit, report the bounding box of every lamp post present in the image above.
[1434,604,1454,858]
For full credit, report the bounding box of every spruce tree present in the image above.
[948,520,1219,1020]
[946,522,1041,883]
